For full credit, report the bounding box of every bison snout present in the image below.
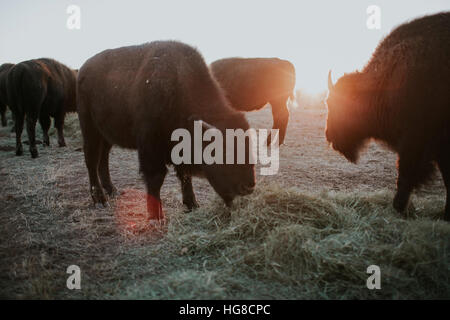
[238,182,255,196]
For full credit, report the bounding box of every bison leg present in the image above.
[268,96,290,145]
[25,115,39,158]
[98,141,117,197]
[0,105,6,127]
[14,112,25,156]
[10,112,16,133]
[80,119,107,207]
[393,150,434,216]
[393,174,413,214]
[438,155,450,221]
[39,113,51,147]
[54,112,66,147]
[138,142,167,222]
[86,147,107,207]
[175,167,199,210]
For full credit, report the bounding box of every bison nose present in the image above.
[238,181,255,196]
[246,180,255,189]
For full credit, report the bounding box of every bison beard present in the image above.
[77,41,256,223]
[210,58,295,145]
[6,58,77,158]
[326,12,450,221]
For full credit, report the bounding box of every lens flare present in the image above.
[115,189,164,235]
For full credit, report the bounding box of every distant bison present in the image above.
[6,58,77,158]
[77,41,255,222]
[326,12,450,221]
[0,63,14,127]
[210,58,295,145]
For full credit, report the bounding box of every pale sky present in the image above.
[1,0,449,93]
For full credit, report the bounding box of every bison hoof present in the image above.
[184,199,200,211]
[16,148,23,156]
[147,194,165,221]
[30,149,39,159]
[91,186,108,207]
[58,141,67,147]
[149,219,166,228]
[1,120,6,127]
[104,186,118,197]
[266,136,283,146]
[393,194,408,213]
[95,202,109,209]
[224,199,233,208]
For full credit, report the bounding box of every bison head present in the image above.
[205,162,256,206]
[202,114,256,206]
[325,71,371,163]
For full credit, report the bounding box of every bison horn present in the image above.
[328,70,334,91]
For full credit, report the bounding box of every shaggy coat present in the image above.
[326,12,450,221]
[6,58,77,158]
[0,63,14,127]
[77,41,256,221]
[210,58,295,144]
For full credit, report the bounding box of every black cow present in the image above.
[210,58,295,145]
[6,58,77,158]
[0,63,14,127]
[326,12,450,221]
[77,41,256,222]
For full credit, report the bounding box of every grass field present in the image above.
[0,104,449,299]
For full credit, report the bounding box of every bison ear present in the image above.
[328,70,334,91]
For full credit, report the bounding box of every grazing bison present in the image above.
[0,63,14,127]
[6,58,77,158]
[326,12,450,221]
[77,41,256,222]
[210,58,295,145]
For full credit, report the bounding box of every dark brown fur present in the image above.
[6,58,77,158]
[77,41,255,219]
[0,63,14,127]
[210,58,295,144]
[326,12,450,221]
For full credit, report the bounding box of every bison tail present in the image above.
[7,63,46,118]
[6,65,24,115]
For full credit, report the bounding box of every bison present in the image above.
[0,63,14,127]
[326,12,450,221]
[210,58,295,145]
[6,58,77,158]
[77,41,256,222]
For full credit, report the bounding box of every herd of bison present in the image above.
[0,13,449,223]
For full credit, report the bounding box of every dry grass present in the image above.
[0,108,449,299]
[146,186,449,299]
